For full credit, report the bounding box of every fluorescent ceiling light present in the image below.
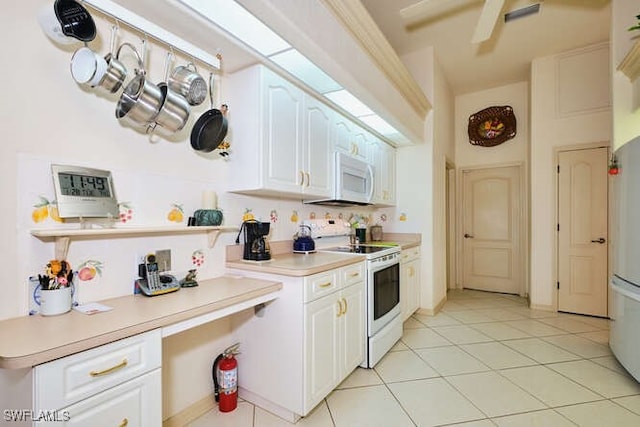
[269,49,342,94]
[324,90,374,117]
[358,115,398,136]
[178,0,290,56]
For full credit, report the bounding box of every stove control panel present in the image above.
[302,219,351,239]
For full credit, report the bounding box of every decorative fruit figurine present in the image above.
[290,210,299,223]
[270,210,278,223]
[167,204,184,223]
[77,260,103,281]
[399,212,407,222]
[242,209,255,222]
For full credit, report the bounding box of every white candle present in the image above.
[202,191,217,209]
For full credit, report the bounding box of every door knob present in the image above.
[591,238,606,244]
[464,233,474,239]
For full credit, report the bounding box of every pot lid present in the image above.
[54,0,96,43]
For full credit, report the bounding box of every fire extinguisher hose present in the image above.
[212,353,224,402]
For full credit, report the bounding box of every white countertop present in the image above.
[226,252,365,277]
[0,276,281,369]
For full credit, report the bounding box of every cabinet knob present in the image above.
[342,297,348,314]
[118,419,129,427]
[464,233,474,239]
[591,237,606,244]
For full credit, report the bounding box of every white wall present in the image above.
[612,0,640,149]
[530,42,612,309]
[399,47,455,311]
[455,83,529,168]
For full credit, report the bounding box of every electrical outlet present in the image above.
[155,249,172,272]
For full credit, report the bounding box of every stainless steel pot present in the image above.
[98,28,127,94]
[151,83,191,133]
[168,62,207,106]
[148,52,191,136]
[115,41,163,127]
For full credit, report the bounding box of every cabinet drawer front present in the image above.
[35,329,161,411]
[39,369,162,427]
[341,263,364,288]
[304,271,338,303]
[401,247,421,263]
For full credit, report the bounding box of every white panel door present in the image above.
[264,72,303,193]
[303,97,332,198]
[462,166,523,294]
[304,293,340,412]
[340,282,365,376]
[558,147,608,316]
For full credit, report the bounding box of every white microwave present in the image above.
[306,152,374,206]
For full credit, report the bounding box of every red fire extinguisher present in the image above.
[212,343,240,412]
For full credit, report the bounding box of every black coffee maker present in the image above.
[236,220,271,261]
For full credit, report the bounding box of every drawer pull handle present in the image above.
[89,358,128,377]
[337,300,344,317]
[349,272,359,278]
[319,282,332,288]
[342,297,348,314]
[118,418,129,427]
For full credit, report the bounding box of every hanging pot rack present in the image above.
[80,0,221,73]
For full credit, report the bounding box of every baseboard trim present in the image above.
[163,395,215,427]
[529,302,555,312]
[239,387,301,424]
[416,295,447,316]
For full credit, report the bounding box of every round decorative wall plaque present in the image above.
[468,105,517,147]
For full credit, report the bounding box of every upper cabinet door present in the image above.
[303,97,332,198]
[333,117,369,163]
[263,71,304,194]
[370,138,396,206]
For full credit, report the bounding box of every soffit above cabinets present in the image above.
[101,0,429,146]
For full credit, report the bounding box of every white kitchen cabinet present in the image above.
[6,330,162,426]
[400,247,421,321]
[304,275,364,410]
[370,138,397,206]
[229,262,365,421]
[42,370,162,427]
[226,65,331,199]
[333,116,369,163]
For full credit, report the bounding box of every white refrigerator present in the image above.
[610,135,640,382]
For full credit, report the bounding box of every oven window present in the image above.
[373,263,400,320]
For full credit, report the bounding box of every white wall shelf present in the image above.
[31,226,237,260]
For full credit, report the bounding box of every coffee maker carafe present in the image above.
[236,220,271,261]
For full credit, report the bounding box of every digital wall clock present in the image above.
[51,164,119,218]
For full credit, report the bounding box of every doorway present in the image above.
[460,165,525,295]
[556,146,608,317]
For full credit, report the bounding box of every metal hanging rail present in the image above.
[81,0,221,72]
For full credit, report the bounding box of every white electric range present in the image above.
[303,219,402,368]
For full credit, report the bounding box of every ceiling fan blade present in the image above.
[471,0,505,43]
[400,0,479,26]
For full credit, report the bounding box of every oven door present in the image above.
[367,257,401,336]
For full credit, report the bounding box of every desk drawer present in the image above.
[34,329,161,411]
[304,271,338,303]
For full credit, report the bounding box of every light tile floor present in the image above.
[190,289,640,426]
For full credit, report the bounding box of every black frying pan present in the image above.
[190,72,228,152]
